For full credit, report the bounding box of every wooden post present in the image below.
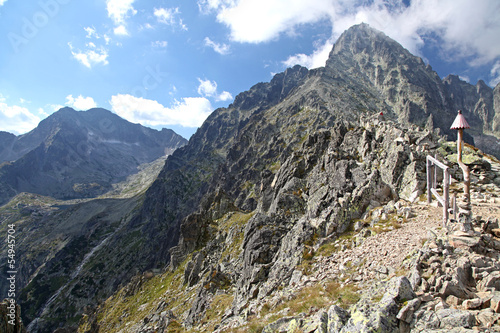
[434,154,438,189]
[453,193,457,220]
[426,155,450,225]
[457,128,471,209]
[427,157,432,204]
[443,168,449,227]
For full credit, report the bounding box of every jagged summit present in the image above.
[325,24,500,156]
[327,23,414,65]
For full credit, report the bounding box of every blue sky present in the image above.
[1,0,499,139]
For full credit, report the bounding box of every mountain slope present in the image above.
[0,153,170,333]
[82,24,500,332]
[5,23,500,332]
[0,107,187,204]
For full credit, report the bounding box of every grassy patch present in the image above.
[219,212,255,261]
[325,281,361,309]
[92,255,193,333]
[316,231,356,258]
[369,214,403,234]
[269,161,281,173]
[241,280,360,331]
[200,293,234,331]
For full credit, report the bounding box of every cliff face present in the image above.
[6,24,500,332]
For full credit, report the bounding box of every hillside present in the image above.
[2,23,500,332]
[83,139,500,332]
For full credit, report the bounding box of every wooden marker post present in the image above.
[450,110,471,216]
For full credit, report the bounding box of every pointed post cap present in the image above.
[450,110,470,130]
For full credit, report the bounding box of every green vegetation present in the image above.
[218,211,255,261]
[89,255,193,333]
[316,231,356,258]
[83,211,254,333]
[369,214,403,234]
[200,293,234,331]
[238,281,360,332]
[438,141,483,164]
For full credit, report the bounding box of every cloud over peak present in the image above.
[65,95,97,110]
[110,94,212,128]
[200,0,500,84]
[0,99,40,135]
[197,78,233,102]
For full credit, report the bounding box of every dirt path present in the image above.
[309,188,500,288]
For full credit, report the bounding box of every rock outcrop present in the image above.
[0,299,26,333]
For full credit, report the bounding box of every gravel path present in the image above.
[308,190,500,288]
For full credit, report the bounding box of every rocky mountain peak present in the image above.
[326,23,421,70]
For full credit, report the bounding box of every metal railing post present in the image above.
[427,157,432,204]
[426,155,450,226]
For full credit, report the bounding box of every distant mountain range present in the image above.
[0,107,187,204]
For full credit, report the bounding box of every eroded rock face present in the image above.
[162,114,443,330]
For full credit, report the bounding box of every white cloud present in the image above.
[204,37,230,55]
[141,23,154,30]
[84,26,98,39]
[201,0,500,71]
[110,94,213,127]
[154,7,177,24]
[0,0,7,6]
[65,95,97,110]
[113,25,129,36]
[0,101,40,135]
[107,0,136,24]
[197,78,233,102]
[152,40,168,48]
[459,75,470,83]
[38,107,49,117]
[490,61,500,87]
[154,7,187,30]
[207,0,334,43]
[68,42,109,68]
[50,104,64,111]
[284,39,334,69]
[197,78,218,97]
[216,91,233,102]
[106,0,136,35]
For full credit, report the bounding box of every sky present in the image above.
[0,0,499,139]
